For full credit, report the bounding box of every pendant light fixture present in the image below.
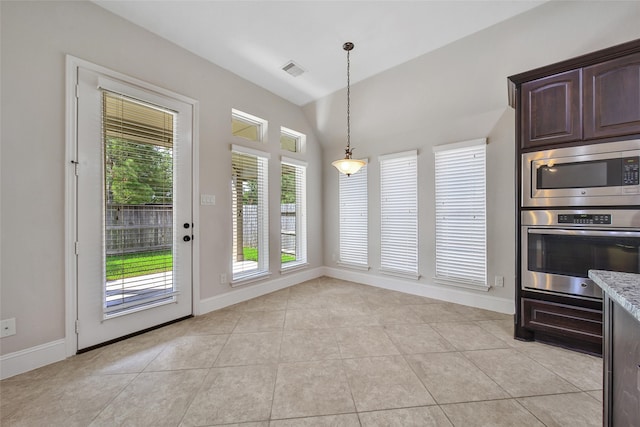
[332,42,366,176]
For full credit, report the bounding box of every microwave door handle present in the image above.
[528,229,640,238]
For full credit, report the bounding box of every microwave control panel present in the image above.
[558,214,612,225]
[623,157,639,185]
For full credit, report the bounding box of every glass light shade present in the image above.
[332,158,366,176]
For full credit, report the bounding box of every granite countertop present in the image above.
[589,270,640,322]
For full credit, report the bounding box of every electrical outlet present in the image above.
[494,276,504,287]
[1,318,16,338]
[220,273,227,284]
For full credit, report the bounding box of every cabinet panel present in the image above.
[584,52,640,139]
[610,300,640,426]
[521,70,582,149]
[521,298,602,344]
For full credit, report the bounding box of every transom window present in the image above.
[232,109,267,143]
[280,126,305,153]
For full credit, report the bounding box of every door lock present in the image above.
[183,235,191,242]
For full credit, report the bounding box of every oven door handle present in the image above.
[527,228,640,238]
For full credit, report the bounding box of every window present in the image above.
[281,157,307,269]
[102,90,177,315]
[280,126,305,153]
[379,150,419,278]
[231,145,270,283]
[338,162,368,269]
[232,109,267,143]
[433,138,487,288]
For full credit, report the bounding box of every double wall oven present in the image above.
[521,140,640,301]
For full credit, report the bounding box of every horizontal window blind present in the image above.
[232,146,269,280]
[434,139,487,287]
[380,151,418,277]
[102,91,177,315]
[281,157,307,268]
[339,163,368,267]
[104,91,174,148]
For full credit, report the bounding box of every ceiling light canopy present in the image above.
[332,42,366,177]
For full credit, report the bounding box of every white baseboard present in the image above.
[199,266,325,314]
[0,339,66,380]
[324,267,515,314]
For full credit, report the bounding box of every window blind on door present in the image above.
[379,150,419,278]
[281,157,307,269]
[102,91,178,315]
[433,138,487,288]
[339,163,368,268]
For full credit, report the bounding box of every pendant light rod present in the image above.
[332,41,365,176]
[344,42,353,153]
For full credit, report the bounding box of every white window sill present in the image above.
[380,268,420,281]
[231,271,272,288]
[433,276,490,292]
[280,262,309,275]
[337,261,370,271]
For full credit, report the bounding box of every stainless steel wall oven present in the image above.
[522,210,640,300]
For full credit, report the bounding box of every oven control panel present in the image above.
[623,157,639,185]
[558,213,612,224]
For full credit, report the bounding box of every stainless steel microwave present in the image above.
[522,140,640,207]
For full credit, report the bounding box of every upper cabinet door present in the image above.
[521,69,583,149]
[584,52,640,140]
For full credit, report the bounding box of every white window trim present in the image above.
[230,271,272,288]
[281,156,307,271]
[232,108,268,143]
[433,138,488,291]
[231,145,270,282]
[231,143,272,160]
[280,126,306,153]
[379,150,420,278]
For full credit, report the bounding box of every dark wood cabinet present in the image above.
[514,42,640,150]
[604,295,640,427]
[510,40,640,355]
[521,70,582,148]
[521,298,603,351]
[584,52,640,140]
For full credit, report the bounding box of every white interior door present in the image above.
[75,67,193,350]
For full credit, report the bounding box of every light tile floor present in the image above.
[0,277,603,426]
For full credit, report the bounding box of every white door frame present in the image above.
[65,55,200,356]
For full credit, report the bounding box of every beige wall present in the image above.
[0,1,324,356]
[304,1,640,306]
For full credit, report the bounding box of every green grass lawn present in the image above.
[242,247,296,263]
[106,247,296,281]
[106,250,172,281]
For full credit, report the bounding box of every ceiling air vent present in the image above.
[282,61,305,77]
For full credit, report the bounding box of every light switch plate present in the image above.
[200,194,216,205]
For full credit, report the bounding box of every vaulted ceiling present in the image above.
[93,1,546,106]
